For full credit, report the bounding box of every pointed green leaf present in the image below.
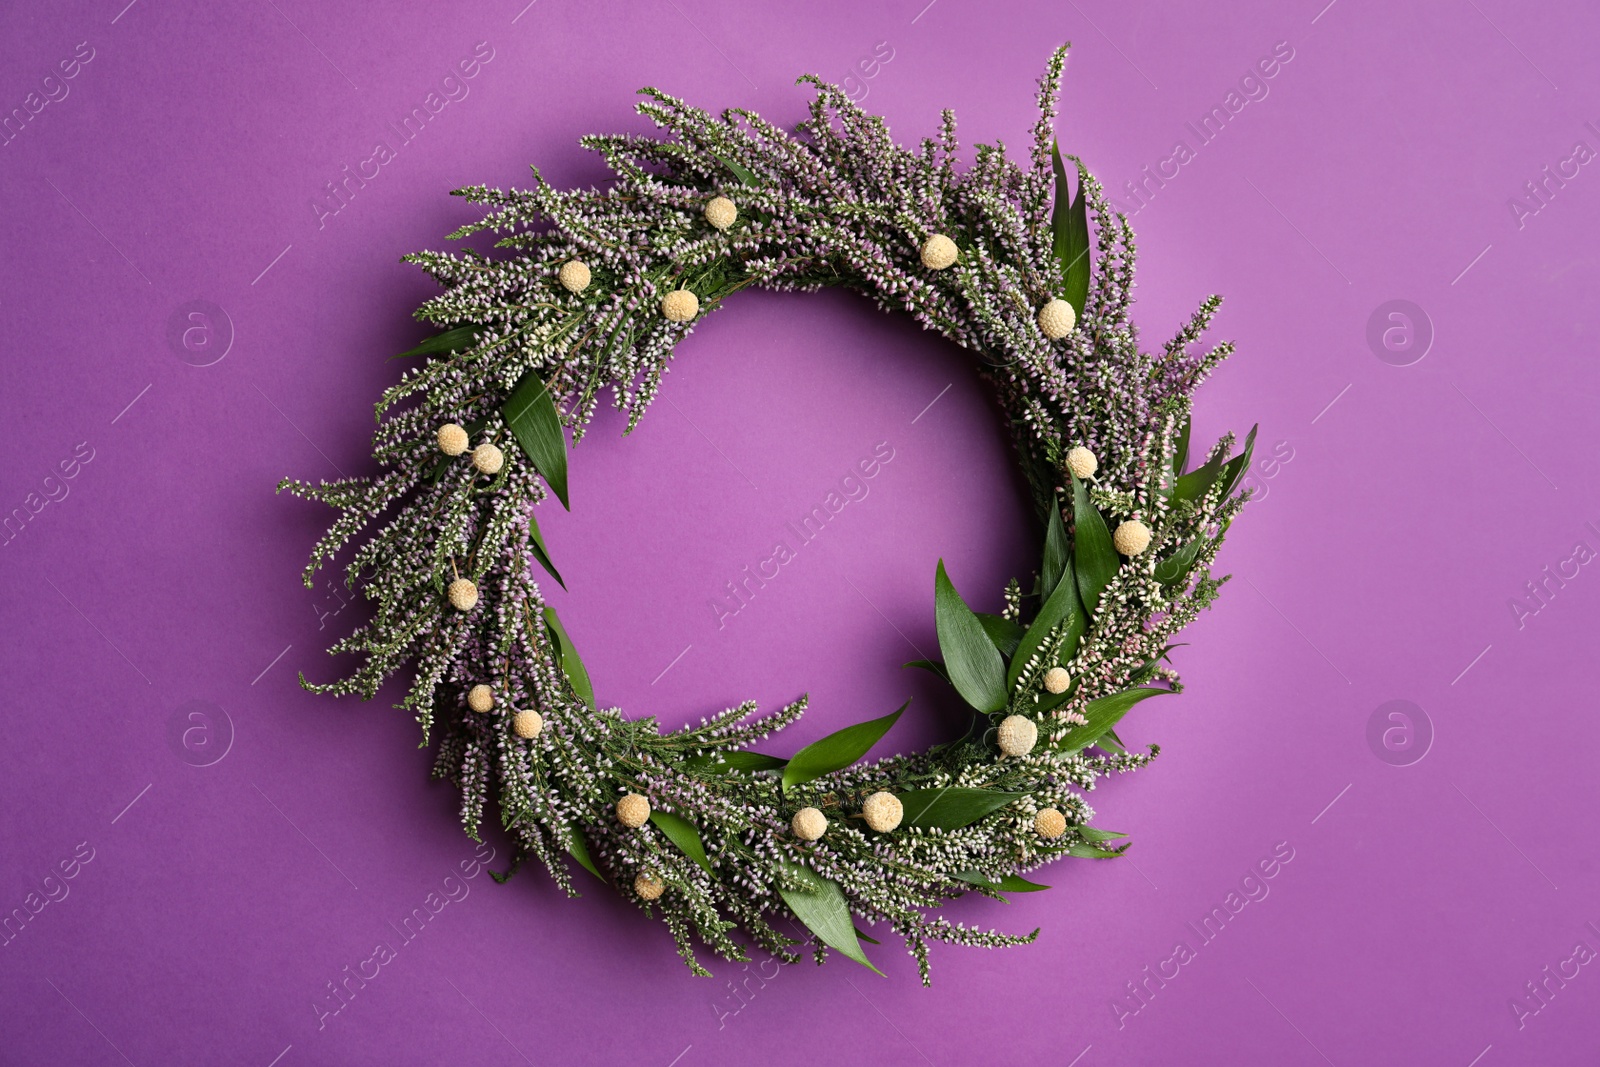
[1218,424,1260,499]
[1051,142,1091,314]
[953,869,1051,893]
[976,613,1024,658]
[542,607,594,711]
[504,372,570,509]
[712,152,758,187]
[526,509,564,590]
[776,861,883,976]
[650,810,712,874]
[394,325,482,360]
[682,751,787,774]
[1066,842,1124,858]
[855,926,881,945]
[1173,412,1191,474]
[1057,687,1174,752]
[1078,826,1129,842]
[1070,473,1118,617]
[903,659,950,683]
[935,560,1007,713]
[1007,557,1083,693]
[1154,538,1204,586]
[897,788,1022,830]
[1041,494,1070,601]
[782,701,907,790]
[1096,729,1127,755]
[566,827,603,882]
[1172,448,1228,503]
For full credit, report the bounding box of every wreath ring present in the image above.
[283,45,1255,983]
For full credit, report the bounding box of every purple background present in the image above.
[2,0,1597,1063]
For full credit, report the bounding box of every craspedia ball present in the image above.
[1035,807,1067,839]
[558,260,591,293]
[919,234,958,269]
[436,423,469,456]
[471,443,504,475]
[466,684,494,713]
[862,791,903,832]
[1113,520,1153,557]
[1037,298,1077,339]
[634,873,665,901]
[997,714,1038,757]
[512,709,544,739]
[616,793,651,829]
[661,289,699,322]
[1042,666,1071,694]
[704,196,737,230]
[791,807,828,841]
[1064,446,1097,479]
[447,579,478,612]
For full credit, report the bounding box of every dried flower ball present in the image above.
[558,260,591,293]
[471,443,504,475]
[447,579,479,612]
[436,423,469,456]
[1064,446,1097,479]
[1113,520,1152,557]
[704,196,737,230]
[1035,807,1067,839]
[862,791,903,832]
[1037,298,1077,339]
[616,792,651,829]
[634,873,665,901]
[661,289,699,322]
[512,710,544,739]
[791,807,828,841]
[996,714,1038,757]
[1042,666,1071,694]
[466,684,494,713]
[919,234,959,269]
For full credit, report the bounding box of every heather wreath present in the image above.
[281,44,1254,983]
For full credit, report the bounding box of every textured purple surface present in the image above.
[3,0,1598,1063]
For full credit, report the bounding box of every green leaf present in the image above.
[504,372,570,510]
[1057,687,1174,752]
[855,926,881,945]
[1172,449,1228,503]
[1218,424,1260,499]
[1041,494,1070,601]
[1154,538,1204,586]
[1173,413,1191,474]
[1051,142,1091,314]
[903,659,950,683]
[542,607,594,711]
[1066,842,1124,858]
[394,325,482,360]
[953,869,1051,893]
[1096,729,1127,755]
[1070,473,1118,617]
[1077,826,1128,842]
[526,509,565,590]
[682,751,787,774]
[566,828,603,882]
[650,810,712,874]
[776,861,883,976]
[712,151,758,187]
[935,560,1007,713]
[976,613,1024,658]
[1007,558,1083,693]
[897,788,1022,830]
[782,701,907,790]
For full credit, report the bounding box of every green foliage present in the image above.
[777,861,883,975]
[504,372,570,509]
[782,701,906,790]
[935,560,1007,712]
